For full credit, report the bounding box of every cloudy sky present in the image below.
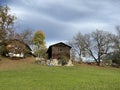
[1,0,120,46]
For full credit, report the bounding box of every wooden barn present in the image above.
[47,42,71,60]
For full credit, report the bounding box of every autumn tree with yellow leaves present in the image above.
[32,30,47,58]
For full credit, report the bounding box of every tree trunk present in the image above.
[96,62,100,66]
[79,51,82,63]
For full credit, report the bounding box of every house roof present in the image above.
[6,39,32,51]
[47,42,71,53]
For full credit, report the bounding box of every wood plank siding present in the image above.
[47,42,71,60]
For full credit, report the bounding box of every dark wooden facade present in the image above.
[47,42,71,60]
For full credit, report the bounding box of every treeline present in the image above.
[1,5,120,66]
[69,29,120,66]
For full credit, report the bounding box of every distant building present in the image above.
[6,39,32,58]
[47,42,71,60]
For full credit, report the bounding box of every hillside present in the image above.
[0,57,120,90]
[0,57,34,70]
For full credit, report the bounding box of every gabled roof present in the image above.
[50,42,71,48]
[47,42,71,53]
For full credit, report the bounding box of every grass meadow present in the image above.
[0,57,120,90]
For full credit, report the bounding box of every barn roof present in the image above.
[51,42,71,47]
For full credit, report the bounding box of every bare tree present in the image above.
[15,29,33,44]
[112,26,120,65]
[70,48,76,61]
[84,30,113,65]
[68,41,76,61]
[69,32,85,62]
[114,26,120,52]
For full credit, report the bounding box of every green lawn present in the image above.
[0,60,120,90]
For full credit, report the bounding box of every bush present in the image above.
[0,45,7,56]
[58,53,69,66]
[112,52,120,65]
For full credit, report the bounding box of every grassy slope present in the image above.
[0,57,120,90]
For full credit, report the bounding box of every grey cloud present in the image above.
[6,0,120,45]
